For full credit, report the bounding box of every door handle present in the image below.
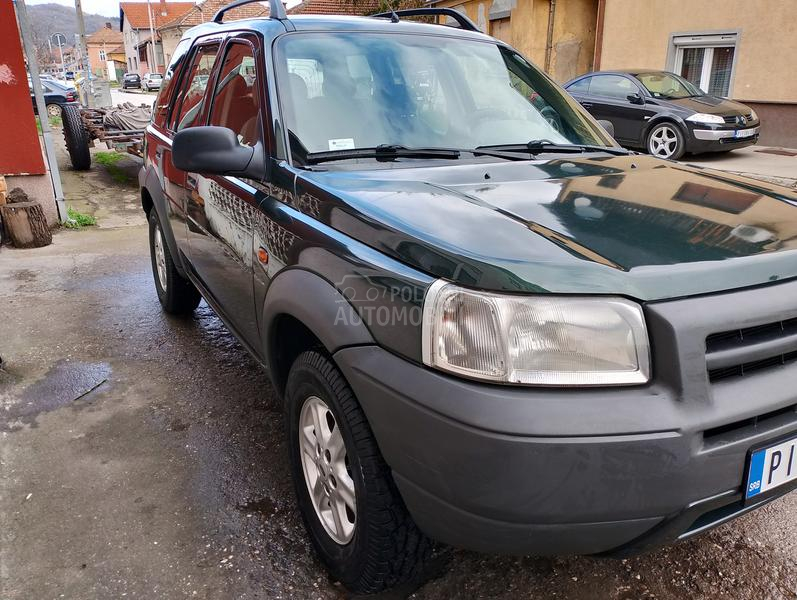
[186,175,197,191]
[581,102,593,108]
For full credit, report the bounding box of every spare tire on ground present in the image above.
[62,104,91,171]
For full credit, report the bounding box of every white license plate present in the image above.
[746,435,797,501]
[735,128,757,139]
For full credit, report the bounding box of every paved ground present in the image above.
[111,87,158,108]
[2,137,797,599]
[684,146,797,188]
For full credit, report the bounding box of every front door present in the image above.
[185,37,265,351]
[580,74,655,145]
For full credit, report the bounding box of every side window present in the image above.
[171,44,219,132]
[154,37,191,127]
[567,77,591,93]
[589,75,637,100]
[209,41,261,147]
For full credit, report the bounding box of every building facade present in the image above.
[86,23,124,78]
[119,1,194,75]
[597,0,797,147]
[431,0,599,85]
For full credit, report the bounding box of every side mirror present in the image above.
[627,93,645,105]
[597,119,615,138]
[172,126,266,180]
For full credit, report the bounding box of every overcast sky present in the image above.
[26,0,167,18]
[26,0,298,18]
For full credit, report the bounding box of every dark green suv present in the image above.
[139,0,797,592]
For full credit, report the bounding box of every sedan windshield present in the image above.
[275,32,612,163]
[635,72,703,99]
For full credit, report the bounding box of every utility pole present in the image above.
[74,0,92,107]
[15,0,68,223]
[147,0,157,73]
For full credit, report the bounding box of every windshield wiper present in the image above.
[305,144,461,164]
[477,140,631,157]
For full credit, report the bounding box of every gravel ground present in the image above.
[1,135,796,599]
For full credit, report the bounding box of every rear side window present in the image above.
[154,38,191,127]
[171,44,219,131]
[209,41,261,147]
[567,77,591,93]
[588,75,637,100]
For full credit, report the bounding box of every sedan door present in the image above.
[571,75,656,146]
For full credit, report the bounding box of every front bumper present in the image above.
[687,125,760,152]
[334,279,797,555]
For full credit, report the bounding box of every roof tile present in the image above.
[120,1,197,30]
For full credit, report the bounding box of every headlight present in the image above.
[749,109,758,121]
[686,113,725,125]
[421,281,651,386]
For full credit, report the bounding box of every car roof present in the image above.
[184,14,493,43]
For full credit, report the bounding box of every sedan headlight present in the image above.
[749,108,758,121]
[686,113,725,125]
[422,281,651,386]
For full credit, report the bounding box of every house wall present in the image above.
[122,20,142,73]
[435,0,598,82]
[87,45,106,77]
[160,28,185,67]
[599,0,797,146]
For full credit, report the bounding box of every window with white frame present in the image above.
[671,32,738,97]
[99,49,106,61]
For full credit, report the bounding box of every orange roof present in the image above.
[287,0,378,15]
[159,0,271,30]
[120,1,196,30]
[86,27,123,46]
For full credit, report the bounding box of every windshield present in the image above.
[275,32,611,163]
[635,72,703,99]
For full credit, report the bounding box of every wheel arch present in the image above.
[643,115,688,142]
[140,170,189,277]
[262,269,375,396]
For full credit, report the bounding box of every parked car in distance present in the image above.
[64,70,75,80]
[122,72,141,89]
[29,79,78,117]
[141,1,797,593]
[565,70,760,159]
[142,72,163,92]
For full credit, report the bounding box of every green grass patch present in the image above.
[95,151,131,184]
[64,206,97,229]
[49,114,62,127]
[94,151,124,166]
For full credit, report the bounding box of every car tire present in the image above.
[61,104,91,171]
[646,122,686,160]
[285,350,432,594]
[148,210,201,314]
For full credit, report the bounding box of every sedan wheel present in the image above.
[647,123,685,159]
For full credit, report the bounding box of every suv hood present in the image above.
[296,155,797,301]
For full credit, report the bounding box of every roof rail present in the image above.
[213,0,288,23]
[370,8,481,32]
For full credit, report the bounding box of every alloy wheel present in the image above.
[648,125,679,158]
[299,395,357,544]
[153,224,168,292]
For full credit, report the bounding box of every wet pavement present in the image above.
[1,135,797,599]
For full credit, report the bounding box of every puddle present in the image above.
[0,360,111,431]
[237,496,277,515]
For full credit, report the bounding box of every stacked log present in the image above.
[0,186,52,248]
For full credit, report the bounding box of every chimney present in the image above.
[161,0,168,17]
[105,22,112,29]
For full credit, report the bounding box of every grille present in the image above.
[706,318,797,381]
[722,113,754,125]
